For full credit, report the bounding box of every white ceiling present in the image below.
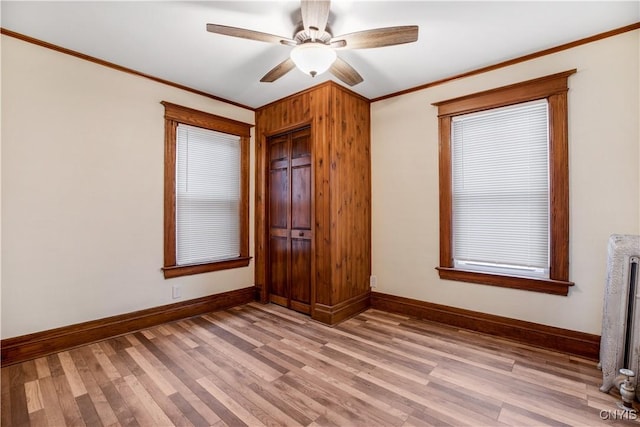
[2,1,638,109]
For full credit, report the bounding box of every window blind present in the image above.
[451,99,549,277]
[176,124,241,265]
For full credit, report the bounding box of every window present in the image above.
[162,102,251,278]
[433,70,575,295]
[452,100,550,278]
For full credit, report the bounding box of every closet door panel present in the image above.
[269,168,288,229]
[291,237,311,306]
[291,161,311,230]
[269,236,289,303]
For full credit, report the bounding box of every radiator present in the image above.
[600,234,640,398]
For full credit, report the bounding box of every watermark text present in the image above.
[600,409,638,421]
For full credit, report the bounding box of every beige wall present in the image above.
[3,29,638,340]
[371,30,640,335]
[1,36,255,338]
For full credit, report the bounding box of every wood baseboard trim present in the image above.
[313,291,371,325]
[370,292,600,360]
[1,286,256,366]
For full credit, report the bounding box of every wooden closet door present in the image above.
[268,134,290,308]
[268,127,312,314]
[289,128,312,313]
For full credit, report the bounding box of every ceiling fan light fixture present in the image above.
[290,43,336,77]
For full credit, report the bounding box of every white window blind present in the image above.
[451,99,550,278]
[176,124,240,265]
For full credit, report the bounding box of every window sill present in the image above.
[163,257,251,279]
[436,267,574,296]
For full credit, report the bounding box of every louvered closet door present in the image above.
[268,127,312,314]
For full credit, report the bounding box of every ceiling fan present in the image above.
[206,0,418,86]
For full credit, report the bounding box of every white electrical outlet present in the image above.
[172,284,182,299]
[370,275,377,288]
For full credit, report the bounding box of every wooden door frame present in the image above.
[257,121,315,314]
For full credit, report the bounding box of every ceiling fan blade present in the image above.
[301,0,330,40]
[329,57,363,86]
[260,58,297,82]
[206,24,294,45]
[332,25,418,49]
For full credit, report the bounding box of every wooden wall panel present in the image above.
[310,85,332,307]
[329,85,372,305]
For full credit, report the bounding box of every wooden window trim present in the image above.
[161,101,252,278]
[432,70,576,296]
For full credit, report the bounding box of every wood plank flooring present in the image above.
[2,302,637,426]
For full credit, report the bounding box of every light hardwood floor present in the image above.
[1,302,637,426]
